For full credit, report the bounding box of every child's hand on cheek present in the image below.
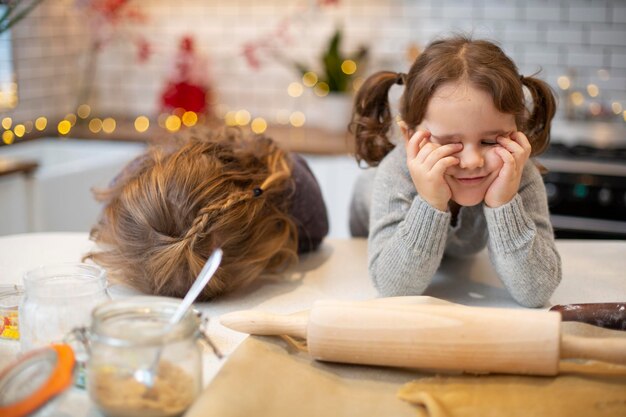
[484,131,532,208]
[405,130,461,212]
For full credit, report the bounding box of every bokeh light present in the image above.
[287,82,304,97]
[341,59,357,75]
[570,92,584,106]
[102,118,116,133]
[2,130,14,144]
[58,120,71,135]
[77,104,91,119]
[251,117,267,134]
[302,72,318,87]
[314,82,330,97]
[35,117,47,131]
[165,115,181,132]
[89,118,103,133]
[182,111,198,127]
[289,111,306,127]
[13,124,25,137]
[557,76,570,90]
[134,116,150,133]
[235,110,251,126]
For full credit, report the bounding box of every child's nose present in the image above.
[457,146,484,169]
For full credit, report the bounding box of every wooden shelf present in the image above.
[265,125,355,155]
[0,122,355,177]
[69,122,356,155]
[0,157,38,177]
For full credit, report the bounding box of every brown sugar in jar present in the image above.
[90,360,196,417]
[82,297,205,417]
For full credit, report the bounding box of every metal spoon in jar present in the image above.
[134,247,223,388]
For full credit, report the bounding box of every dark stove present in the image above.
[537,121,626,239]
[544,142,626,162]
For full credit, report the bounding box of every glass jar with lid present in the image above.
[77,296,206,417]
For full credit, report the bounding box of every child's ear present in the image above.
[396,117,412,141]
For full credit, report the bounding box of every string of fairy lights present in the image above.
[1,64,363,145]
[2,66,625,146]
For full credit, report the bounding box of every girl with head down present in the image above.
[86,127,328,300]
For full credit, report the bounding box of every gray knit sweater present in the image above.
[349,145,562,308]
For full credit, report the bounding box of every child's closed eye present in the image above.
[430,135,460,145]
[481,140,499,146]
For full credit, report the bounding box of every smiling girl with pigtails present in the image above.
[349,35,561,308]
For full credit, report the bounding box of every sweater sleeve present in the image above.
[349,168,376,238]
[483,161,562,307]
[367,147,450,296]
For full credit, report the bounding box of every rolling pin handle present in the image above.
[220,310,308,339]
[560,334,626,365]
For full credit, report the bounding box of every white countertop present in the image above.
[1,232,625,416]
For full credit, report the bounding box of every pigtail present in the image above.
[521,76,557,156]
[350,71,401,166]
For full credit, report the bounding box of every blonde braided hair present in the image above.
[85,127,297,300]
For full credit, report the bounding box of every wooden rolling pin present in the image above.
[220,299,626,376]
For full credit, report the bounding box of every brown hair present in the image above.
[84,127,298,300]
[350,35,557,166]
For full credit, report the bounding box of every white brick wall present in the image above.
[2,0,625,128]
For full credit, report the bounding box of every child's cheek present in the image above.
[485,147,505,170]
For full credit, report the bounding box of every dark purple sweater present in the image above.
[288,154,329,253]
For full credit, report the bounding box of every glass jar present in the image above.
[82,296,203,417]
[19,263,109,353]
[0,285,23,341]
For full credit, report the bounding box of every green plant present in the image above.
[294,27,368,94]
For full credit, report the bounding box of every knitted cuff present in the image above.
[484,194,536,253]
[399,195,450,256]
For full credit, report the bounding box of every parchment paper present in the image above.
[185,322,626,417]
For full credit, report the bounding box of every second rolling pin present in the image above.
[221,299,626,376]
[550,302,626,330]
